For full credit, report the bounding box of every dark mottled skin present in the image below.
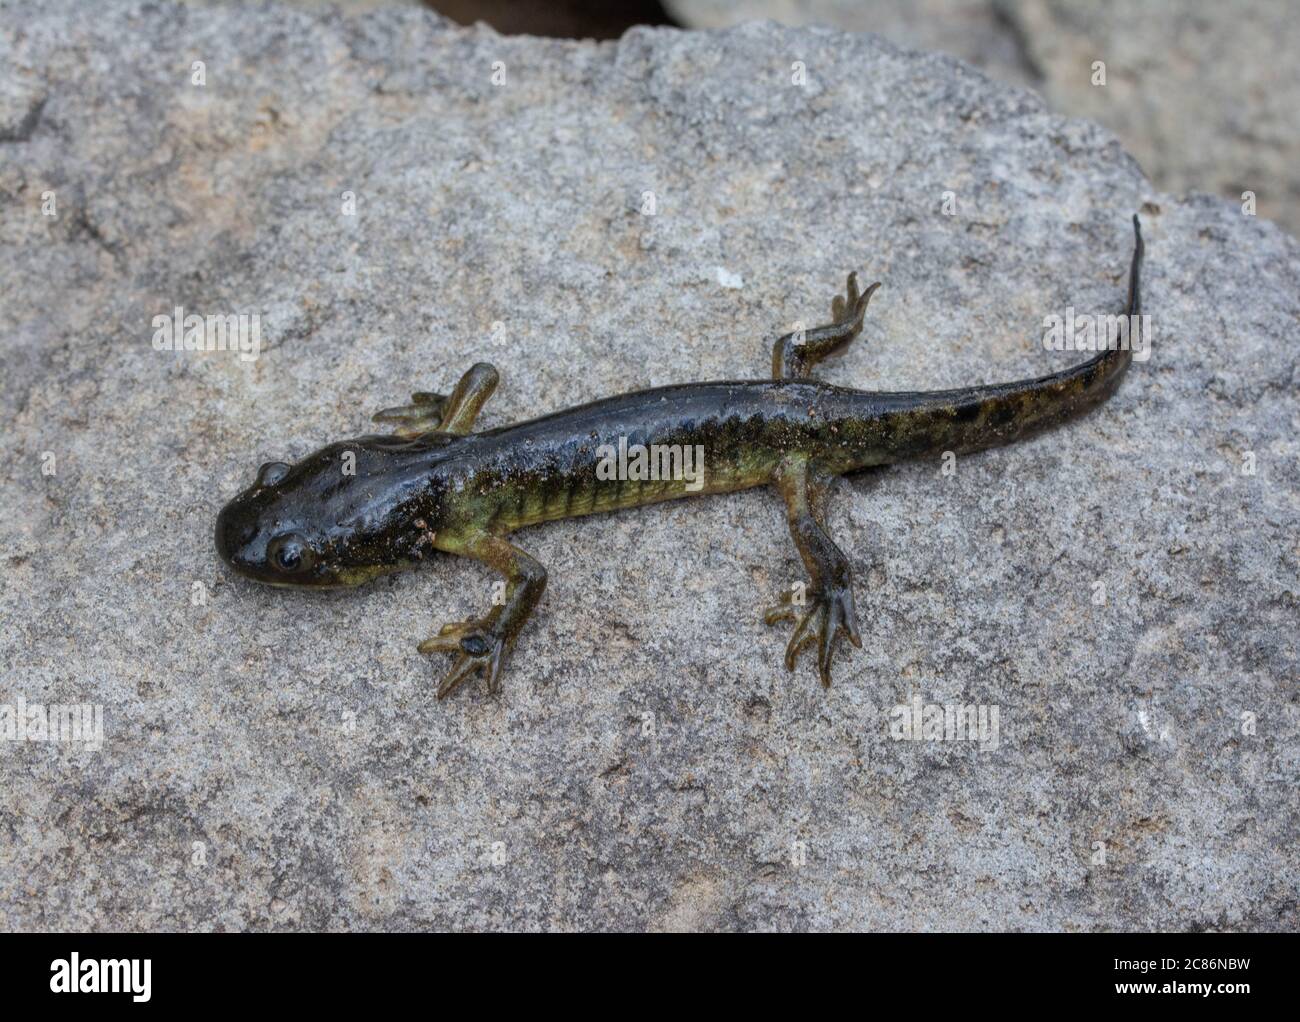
[217,218,1144,697]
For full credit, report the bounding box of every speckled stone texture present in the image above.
[1,0,1296,931]
[664,0,1043,89]
[667,0,1300,236]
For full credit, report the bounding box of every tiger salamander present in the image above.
[216,217,1144,698]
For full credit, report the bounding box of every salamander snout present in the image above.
[214,496,281,579]
[213,499,250,570]
[216,443,421,590]
[215,482,333,587]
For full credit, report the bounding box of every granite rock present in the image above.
[666,0,1300,235]
[0,0,1297,931]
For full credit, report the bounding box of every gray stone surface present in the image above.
[1,0,1297,931]
[664,0,1041,88]
[667,0,1300,236]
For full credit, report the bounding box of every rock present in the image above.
[664,0,1042,89]
[666,0,1300,236]
[1005,0,1300,236]
[1,0,1296,931]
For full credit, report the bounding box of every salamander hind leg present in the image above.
[763,457,863,687]
[373,362,499,437]
[418,529,547,698]
[771,272,881,379]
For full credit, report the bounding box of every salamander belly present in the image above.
[494,443,781,529]
[442,378,869,532]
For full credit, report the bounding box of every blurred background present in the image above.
[173,0,1299,235]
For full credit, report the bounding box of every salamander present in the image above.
[215,217,1144,697]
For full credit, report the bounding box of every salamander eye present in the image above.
[256,461,291,487]
[267,534,315,573]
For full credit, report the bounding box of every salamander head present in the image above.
[215,441,439,589]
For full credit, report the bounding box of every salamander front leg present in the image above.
[763,457,862,687]
[372,390,447,436]
[373,362,499,437]
[418,530,547,698]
